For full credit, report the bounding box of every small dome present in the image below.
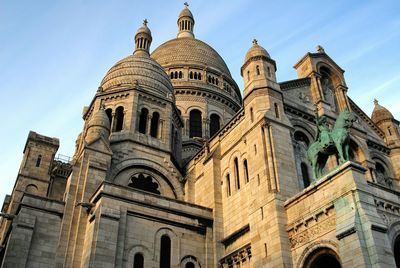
[244,39,270,64]
[100,55,174,97]
[136,21,151,36]
[179,4,194,19]
[88,107,111,130]
[371,99,394,124]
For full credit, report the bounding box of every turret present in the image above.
[85,105,111,143]
[177,2,194,38]
[372,99,400,179]
[134,19,152,56]
[372,99,400,144]
[241,39,279,99]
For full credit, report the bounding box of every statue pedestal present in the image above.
[284,161,395,267]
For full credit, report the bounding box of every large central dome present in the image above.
[152,37,232,77]
[150,4,242,164]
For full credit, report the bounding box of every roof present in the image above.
[151,37,232,76]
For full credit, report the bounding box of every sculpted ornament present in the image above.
[307,107,356,180]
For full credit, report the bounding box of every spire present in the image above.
[134,19,152,56]
[177,3,195,38]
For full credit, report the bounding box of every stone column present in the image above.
[146,115,152,135]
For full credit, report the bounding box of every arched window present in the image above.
[244,159,249,183]
[394,235,400,268]
[294,131,310,147]
[128,173,160,194]
[247,70,250,81]
[226,174,231,196]
[234,157,240,190]
[189,71,193,79]
[216,78,219,85]
[250,107,254,122]
[185,263,195,268]
[36,155,42,167]
[212,77,215,84]
[179,71,183,79]
[150,112,160,138]
[301,162,310,188]
[138,108,148,134]
[267,66,271,77]
[160,235,171,268]
[105,108,112,126]
[208,75,211,83]
[115,106,124,132]
[198,73,202,80]
[189,109,202,138]
[209,114,220,137]
[274,103,279,118]
[256,65,260,75]
[133,253,144,268]
[194,72,198,80]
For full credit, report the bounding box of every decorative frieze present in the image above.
[220,243,252,268]
[287,205,336,249]
[375,198,400,226]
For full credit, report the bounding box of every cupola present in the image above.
[241,39,278,98]
[134,19,152,56]
[177,2,195,38]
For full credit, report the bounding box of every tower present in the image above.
[294,45,350,116]
[372,99,400,178]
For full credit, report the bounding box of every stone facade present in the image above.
[1,5,400,268]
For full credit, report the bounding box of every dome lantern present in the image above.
[177,2,195,38]
[134,19,152,56]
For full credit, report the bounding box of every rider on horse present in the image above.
[315,112,331,149]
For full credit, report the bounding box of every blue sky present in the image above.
[1,0,400,202]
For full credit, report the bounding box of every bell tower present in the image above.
[294,45,350,116]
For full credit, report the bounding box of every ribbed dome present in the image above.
[151,37,232,76]
[88,107,110,130]
[100,55,174,97]
[371,99,394,124]
[244,39,270,64]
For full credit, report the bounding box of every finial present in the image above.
[252,38,258,45]
[184,2,189,7]
[143,19,148,26]
[316,45,325,53]
[374,98,379,105]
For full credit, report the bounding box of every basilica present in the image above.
[1,4,400,268]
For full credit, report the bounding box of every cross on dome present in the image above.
[252,39,258,45]
[184,2,189,7]
[143,19,148,26]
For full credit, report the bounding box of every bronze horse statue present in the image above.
[307,108,356,180]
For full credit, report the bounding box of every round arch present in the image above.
[109,158,184,199]
[316,62,344,86]
[180,255,202,268]
[296,240,340,268]
[387,220,400,267]
[125,244,154,268]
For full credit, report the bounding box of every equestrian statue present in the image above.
[307,107,356,180]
